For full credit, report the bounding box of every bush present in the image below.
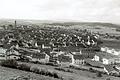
[30,66,61,79]
[30,66,40,73]
[17,64,31,71]
[40,68,45,75]
[89,68,95,72]
[96,72,102,77]
[1,59,18,68]
[46,62,60,67]
[55,67,74,73]
[47,70,54,77]
[53,71,59,78]
[106,78,111,80]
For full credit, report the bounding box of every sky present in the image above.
[0,0,120,23]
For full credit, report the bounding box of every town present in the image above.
[0,21,120,80]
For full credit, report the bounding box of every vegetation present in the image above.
[17,63,31,71]
[1,59,18,68]
[0,59,62,79]
[96,72,102,77]
[30,66,62,79]
[55,67,74,73]
[106,78,111,80]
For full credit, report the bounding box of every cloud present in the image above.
[0,0,120,23]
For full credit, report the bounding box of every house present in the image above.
[93,52,120,65]
[58,53,73,65]
[72,54,85,65]
[67,48,96,65]
[101,47,120,55]
[49,52,59,63]
[0,47,7,54]
[6,54,20,60]
[31,52,50,63]
[101,47,107,52]
[49,50,64,64]
[0,47,7,60]
[72,52,95,65]
[80,48,96,59]
[5,47,21,60]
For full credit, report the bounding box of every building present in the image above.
[72,54,85,65]
[6,48,21,60]
[58,53,73,65]
[31,52,50,63]
[0,47,7,60]
[101,47,120,55]
[6,54,20,60]
[93,52,120,65]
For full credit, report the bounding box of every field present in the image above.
[102,39,120,49]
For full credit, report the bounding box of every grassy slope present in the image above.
[0,66,59,80]
[18,62,120,80]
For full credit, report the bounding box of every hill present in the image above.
[0,19,120,28]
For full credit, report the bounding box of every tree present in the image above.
[96,72,102,77]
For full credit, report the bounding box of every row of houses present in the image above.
[1,45,120,65]
[1,45,120,75]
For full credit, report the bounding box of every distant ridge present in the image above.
[0,19,120,28]
[47,22,120,28]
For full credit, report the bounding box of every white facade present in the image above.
[101,47,120,55]
[7,55,20,60]
[0,48,7,54]
[0,48,7,60]
[74,59,84,65]
[93,55,100,61]
[93,54,119,65]
[102,58,109,64]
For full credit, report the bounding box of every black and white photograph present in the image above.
[0,0,120,80]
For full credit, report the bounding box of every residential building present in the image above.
[58,53,73,64]
[31,52,50,63]
[93,52,120,65]
[0,47,7,60]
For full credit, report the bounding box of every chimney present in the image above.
[15,20,17,28]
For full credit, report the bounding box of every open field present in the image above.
[102,39,120,49]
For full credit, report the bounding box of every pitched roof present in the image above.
[73,53,94,60]
[32,53,46,59]
[73,54,84,60]
[58,55,72,62]
[85,59,104,68]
